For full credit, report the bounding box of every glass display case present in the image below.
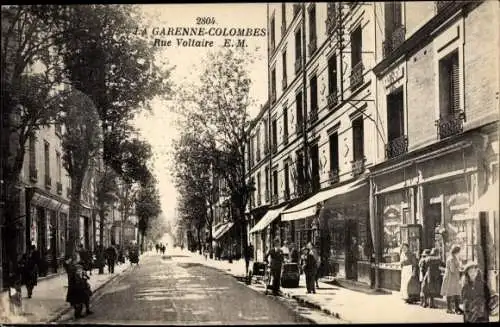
[400,224,423,258]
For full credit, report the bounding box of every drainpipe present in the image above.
[301,2,309,194]
[338,3,344,102]
[369,176,380,290]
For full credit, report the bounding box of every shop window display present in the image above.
[381,191,407,263]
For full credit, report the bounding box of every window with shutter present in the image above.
[450,54,460,115]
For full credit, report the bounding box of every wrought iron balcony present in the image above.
[327,92,338,109]
[308,110,318,126]
[281,24,286,36]
[435,112,465,139]
[296,122,304,136]
[329,169,339,185]
[282,76,287,91]
[383,25,406,58]
[57,182,63,195]
[350,61,364,90]
[293,4,301,17]
[295,58,302,74]
[30,167,38,182]
[436,1,452,13]
[45,175,52,189]
[385,135,408,159]
[308,37,317,56]
[351,158,365,176]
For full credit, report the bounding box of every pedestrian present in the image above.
[400,243,420,304]
[94,245,106,275]
[78,244,93,276]
[290,245,299,264]
[129,244,139,266]
[19,245,39,298]
[161,244,166,255]
[105,243,117,274]
[419,249,431,307]
[422,248,444,308]
[309,243,321,289]
[64,252,93,319]
[302,247,317,294]
[265,238,284,296]
[244,243,254,275]
[440,245,463,314]
[461,261,490,323]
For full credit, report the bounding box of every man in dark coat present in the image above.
[302,247,317,294]
[105,244,118,274]
[94,245,106,275]
[244,243,254,275]
[19,245,39,298]
[65,254,93,319]
[78,244,93,276]
[265,238,284,295]
[422,248,444,308]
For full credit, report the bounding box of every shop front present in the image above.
[213,222,237,260]
[249,206,287,261]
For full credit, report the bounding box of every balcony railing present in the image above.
[385,135,408,159]
[57,182,63,195]
[308,110,318,126]
[308,37,317,56]
[351,158,365,176]
[296,122,304,136]
[350,61,364,90]
[436,1,452,13]
[271,193,279,205]
[383,25,406,58]
[281,24,286,36]
[295,58,302,74]
[329,169,339,185]
[30,167,38,182]
[282,76,287,90]
[327,92,338,109]
[45,175,52,189]
[435,112,465,139]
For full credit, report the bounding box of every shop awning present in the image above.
[282,178,367,222]
[467,180,499,216]
[213,222,234,240]
[249,206,287,234]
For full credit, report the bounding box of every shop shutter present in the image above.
[450,54,460,115]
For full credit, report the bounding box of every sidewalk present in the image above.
[0,261,130,324]
[180,250,499,323]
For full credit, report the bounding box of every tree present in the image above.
[60,89,102,255]
[1,6,71,275]
[172,48,257,257]
[135,176,161,252]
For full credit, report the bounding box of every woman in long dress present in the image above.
[400,243,420,303]
[440,245,463,314]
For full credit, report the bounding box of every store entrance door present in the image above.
[345,219,358,280]
[425,203,442,250]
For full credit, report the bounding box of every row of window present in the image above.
[28,135,64,194]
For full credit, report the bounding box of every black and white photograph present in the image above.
[0,2,499,325]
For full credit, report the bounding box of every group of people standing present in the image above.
[400,243,491,323]
[155,243,166,254]
[263,238,321,296]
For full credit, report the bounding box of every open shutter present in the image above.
[450,54,460,115]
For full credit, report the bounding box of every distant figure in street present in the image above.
[302,247,317,294]
[19,245,39,298]
[129,244,139,266]
[94,245,106,275]
[105,244,118,274]
[78,244,93,276]
[244,243,254,274]
[309,243,321,288]
[265,238,284,295]
[155,244,160,253]
[161,244,166,255]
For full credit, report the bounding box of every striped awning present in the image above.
[213,222,234,240]
[249,206,287,234]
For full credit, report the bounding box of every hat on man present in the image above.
[462,261,479,273]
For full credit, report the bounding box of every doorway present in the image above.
[425,202,442,250]
[345,219,359,280]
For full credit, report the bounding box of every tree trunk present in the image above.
[67,177,83,256]
[98,206,105,274]
[208,204,214,258]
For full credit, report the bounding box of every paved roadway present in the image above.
[57,253,337,324]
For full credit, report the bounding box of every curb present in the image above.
[278,289,344,321]
[47,266,131,323]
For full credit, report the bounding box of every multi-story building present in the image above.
[370,0,499,292]
[246,1,499,294]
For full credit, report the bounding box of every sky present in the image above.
[132,4,268,224]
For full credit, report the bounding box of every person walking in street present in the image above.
[94,245,106,275]
[309,243,321,289]
[399,243,420,304]
[155,243,159,254]
[105,244,118,274]
[19,245,39,298]
[302,247,317,294]
[461,261,490,323]
[440,245,463,314]
[265,238,284,296]
[64,252,93,319]
[421,248,444,308]
[244,243,254,275]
